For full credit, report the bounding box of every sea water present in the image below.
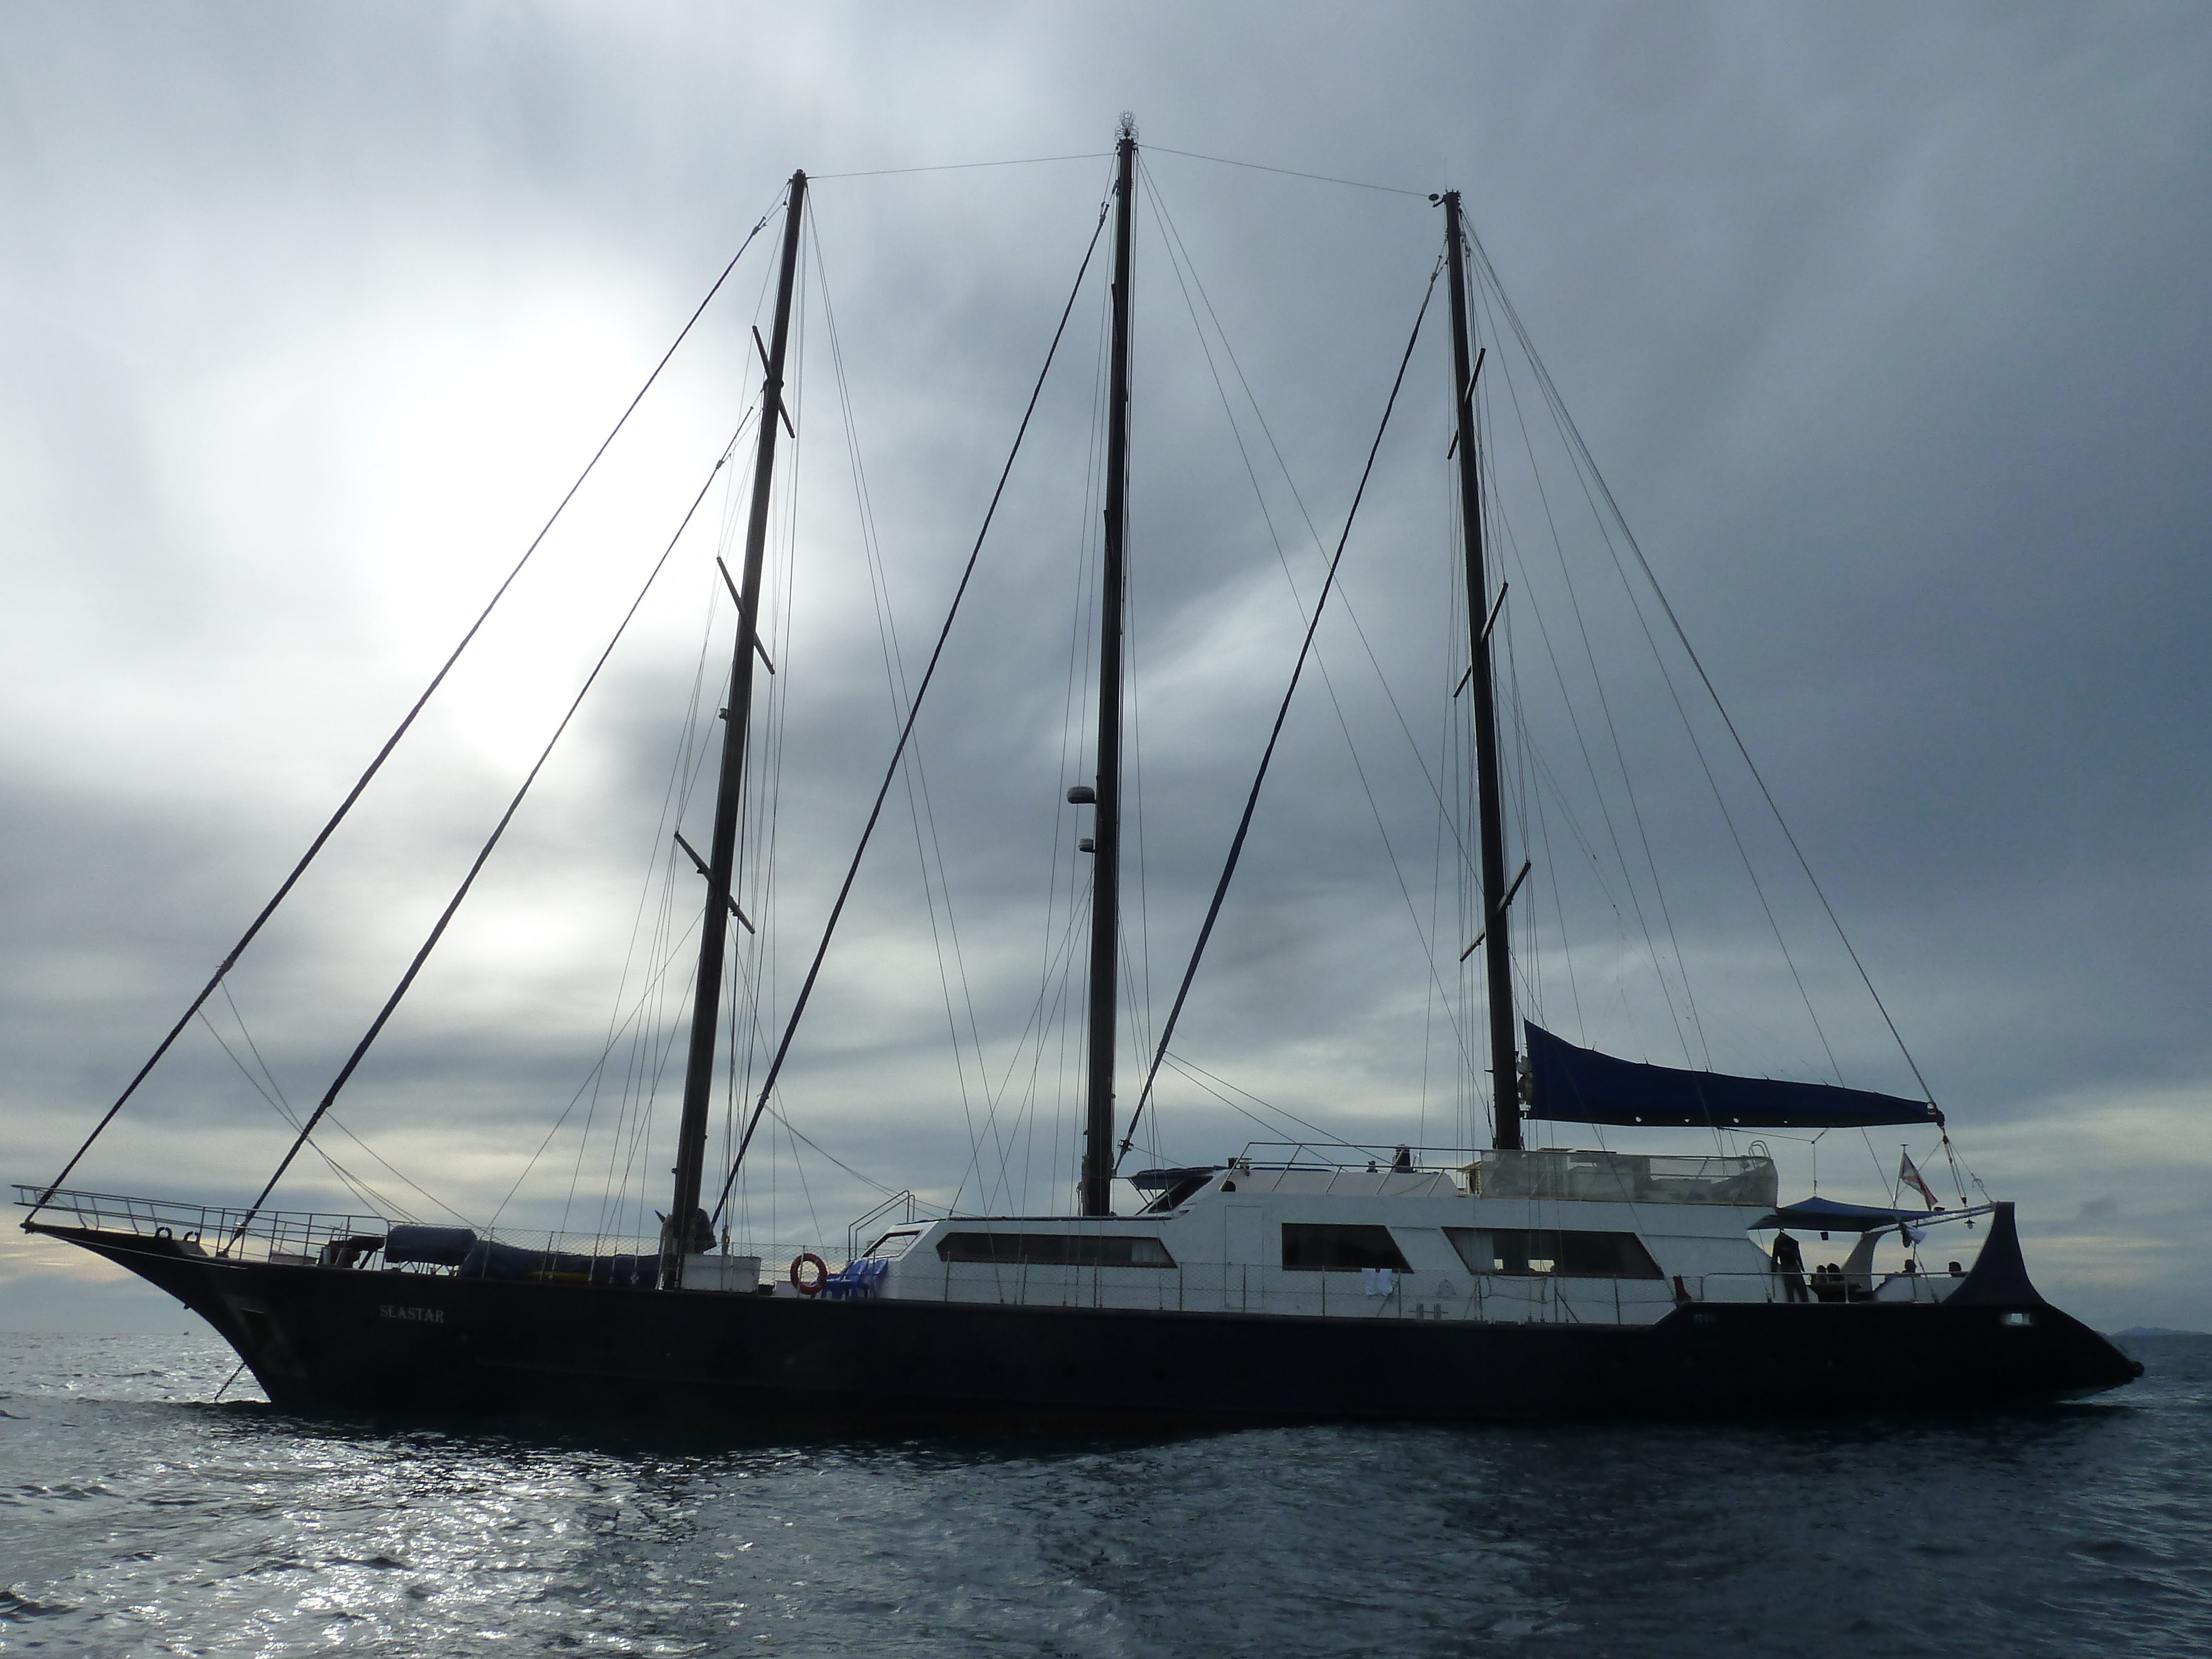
[2,1331,2206,1657]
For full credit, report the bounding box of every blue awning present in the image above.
[1753,1195,1943,1233]
[1525,1022,1940,1129]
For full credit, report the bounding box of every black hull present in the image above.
[35,1209,2140,1427]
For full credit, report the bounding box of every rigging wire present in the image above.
[530,417,758,1240]
[989,865,1101,1209]
[1120,426,1159,1144]
[728,224,814,1246]
[1470,251,1856,1092]
[815,145,1425,196]
[987,243,1115,1217]
[1144,144,1430,199]
[498,905,706,1231]
[1463,352,1688,1067]
[781,1113,827,1251]
[1472,289,1710,1068]
[1114,263,1441,1168]
[950,362,1105,1216]
[812,153,1107,180]
[1142,169,1475,871]
[201,953,467,1224]
[1453,220,1968,1203]
[192,1008,394,1218]
[231,426,748,1238]
[810,217,1003,1185]
[708,193,1118,1226]
[1048,225,1115,1204]
[1455,223,1943,1117]
[1425,528,1465,1148]
[690,243,805,1250]
[1136,168,1482,1087]
[757,1104,903,1200]
[1160,1054,1380,1152]
[596,564,742,1244]
[493,402,754,1240]
[30,194,784,1215]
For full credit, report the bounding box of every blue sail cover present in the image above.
[1525,1022,1939,1129]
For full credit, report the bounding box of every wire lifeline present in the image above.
[231,430,747,1241]
[28,205,781,1221]
[1115,262,1442,1170]
[709,197,1116,1227]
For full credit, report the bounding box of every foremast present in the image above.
[1079,121,1138,1217]
[1442,191,1523,1152]
[664,170,808,1286]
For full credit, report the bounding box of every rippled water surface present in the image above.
[2,1331,2208,1656]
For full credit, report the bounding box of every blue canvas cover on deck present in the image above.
[1525,1022,1939,1129]
[458,1240,660,1286]
[384,1224,478,1266]
[1753,1195,1943,1232]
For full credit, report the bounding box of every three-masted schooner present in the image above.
[19,125,2138,1422]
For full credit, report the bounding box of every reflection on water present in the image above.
[2,1333,2208,1656]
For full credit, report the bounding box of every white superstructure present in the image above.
[836,1149,1945,1327]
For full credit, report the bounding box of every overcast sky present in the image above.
[3,2,2208,1333]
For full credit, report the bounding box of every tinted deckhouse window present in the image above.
[1446,1228,1662,1279]
[936,1233,1175,1267]
[1280,1224,1412,1272]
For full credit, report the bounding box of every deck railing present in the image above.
[1471,1149,1778,1207]
[1219,1144,1781,1208]
[11,1185,771,1276]
[1680,1267,1972,1305]
[846,1191,935,1263]
[14,1184,389,1266]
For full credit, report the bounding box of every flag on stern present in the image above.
[1898,1150,1939,1208]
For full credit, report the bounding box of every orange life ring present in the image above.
[790,1252,829,1296]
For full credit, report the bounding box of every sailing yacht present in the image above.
[18,127,2140,1421]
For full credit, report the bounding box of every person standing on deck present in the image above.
[1771,1229,1810,1303]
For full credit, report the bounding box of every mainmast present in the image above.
[1079,121,1137,1217]
[664,170,808,1285]
[1442,191,1523,1152]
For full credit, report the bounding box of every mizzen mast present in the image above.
[1079,120,1138,1217]
[664,169,808,1284]
[1442,191,1524,1152]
